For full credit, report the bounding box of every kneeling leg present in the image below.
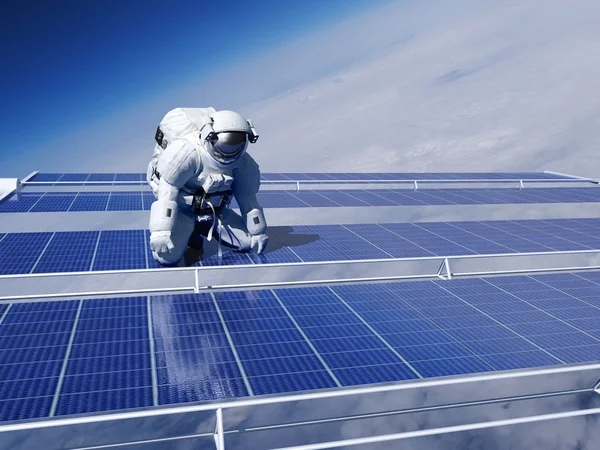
[151,210,196,266]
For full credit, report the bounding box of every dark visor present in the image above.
[209,131,248,159]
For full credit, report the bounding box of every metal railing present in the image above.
[19,178,599,186]
[1,249,600,302]
[1,364,599,449]
[17,169,600,188]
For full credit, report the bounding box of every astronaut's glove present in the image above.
[150,231,175,253]
[251,234,269,254]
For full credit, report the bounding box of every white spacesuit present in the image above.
[147,107,268,266]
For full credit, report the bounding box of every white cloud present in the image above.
[241,0,600,177]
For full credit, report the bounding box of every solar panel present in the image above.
[0,232,53,274]
[91,230,146,271]
[114,173,142,182]
[69,193,110,212]
[26,173,146,186]
[2,218,600,274]
[3,171,600,446]
[4,270,600,422]
[87,173,116,182]
[106,192,143,211]
[24,172,589,187]
[29,194,77,212]
[3,188,600,212]
[0,193,43,213]
[274,172,584,181]
[32,231,99,273]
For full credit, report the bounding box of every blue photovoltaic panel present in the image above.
[68,193,110,212]
[26,173,146,186]
[152,294,249,403]
[0,232,52,274]
[60,173,89,182]
[286,225,391,262]
[254,192,310,208]
[308,190,371,207]
[4,187,600,212]
[0,297,154,420]
[248,244,303,265]
[32,232,99,273]
[31,172,578,183]
[259,172,579,181]
[107,193,143,211]
[213,290,340,395]
[289,191,342,207]
[260,173,292,181]
[338,190,399,206]
[53,297,154,416]
[7,271,600,421]
[23,172,587,189]
[142,192,156,210]
[28,173,62,182]
[114,173,142,182]
[2,218,600,274]
[91,230,147,271]
[87,173,116,182]
[29,194,77,212]
[0,193,43,213]
[202,251,254,267]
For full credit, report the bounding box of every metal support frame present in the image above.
[1,364,599,450]
[214,408,225,450]
[437,258,452,280]
[20,178,599,187]
[413,180,418,190]
[543,170,600,184]
[1,249,600,303]
[194,269,200,294]
[273,407,600,450]
[517,179,524,190]
[21,171,39,183]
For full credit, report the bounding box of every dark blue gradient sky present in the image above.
[0,0,386,176]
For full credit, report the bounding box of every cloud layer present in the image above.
[242,0,600,177]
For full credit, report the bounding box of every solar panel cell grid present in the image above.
[5,271,600,421]
[69,193,110,212]
[107,193,143,211]
[0,193,43,213]
[92,230,146,271]
[0,232,52,275]
[23,171,587,191]
[4,217,600,274]
[4,187,600,212]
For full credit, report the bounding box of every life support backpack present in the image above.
[154,107,216,153]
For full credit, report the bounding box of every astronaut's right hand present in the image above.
[150,231,175,253]
[251,234,269,254]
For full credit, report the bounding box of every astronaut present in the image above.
[147,107,268,266]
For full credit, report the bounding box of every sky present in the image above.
[0,0,388,177]
[2,0,600,180]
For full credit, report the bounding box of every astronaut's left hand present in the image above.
[150,231,175,254]
[251,234,269,254]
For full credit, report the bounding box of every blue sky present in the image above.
[0,0,388,177]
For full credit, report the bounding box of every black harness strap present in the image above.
[152,168,232,214]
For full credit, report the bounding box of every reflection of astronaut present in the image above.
[147,107,268,266]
